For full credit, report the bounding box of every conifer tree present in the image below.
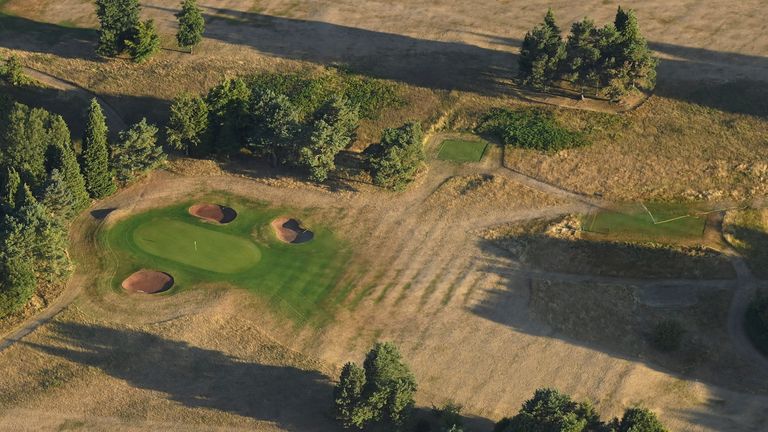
[82,99,116,199]
[518,9,565,90]
[334,362,367,429]
[167,93,209,155]
[41,169,79,221]
[126,19,161,63]
[611,7,657,92]
[176,0,205,52]
[0,104,49,189]
[111,119,165,183]
[369,122,424,191]
[299,96,359,182]
[564,19,602,95]
[94,0,141,56]
[45,116,90,213]
[0,166,20,213]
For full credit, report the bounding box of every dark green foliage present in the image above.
[611,407,668,432]
[247,89,301,165]
[650,320,685,352]
[0,55,30,87]
[41,169,79,221]
[745,295,768,355]
[176,0,205,51]
[44,116,90,212]
[495,388,602,432]
[0,103,50,189]
[126,19,161,63]
[205,78,252,156]
[0,248,36,317]
[518,9,565,89]
[564,19,602,94]
[477,108,586,151]
[333,342,417,429]
[111,119,166,183]
[95,0,141,57]
[0,167,20,212]
[299,96,359,182]
[369,122,424,190]
[609,7,657,94]
[167,93,209,154]
[81,99,116,198]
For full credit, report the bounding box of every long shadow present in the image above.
[0,12,97,60]
[26,321,340,431]
[471,227,768,395]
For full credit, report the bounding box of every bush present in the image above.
[0,56,30,87]
[369,122,424,190]
[746,295,768,355]
[650,320,685,352]
[477,108,587,151]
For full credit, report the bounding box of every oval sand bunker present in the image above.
[122,269,174,294]
[189,203,237,224]
[271,217,314,244]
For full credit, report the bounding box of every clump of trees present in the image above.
[176,0,205,53]
[95,0,160,63]
[477,108,586,151]
[334,342,417,430]
[166,70,409,185]
[519,7,657,99]
[0,96,165,318]
[494,388,668,432]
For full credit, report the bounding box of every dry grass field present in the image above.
[1,1,768,431]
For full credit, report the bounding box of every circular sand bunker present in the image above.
[271,217,314,244]
[121,269,174,294]
[189,203,237,224]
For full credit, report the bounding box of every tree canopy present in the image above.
[176,0,206,51]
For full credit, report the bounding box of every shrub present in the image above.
[477,108,587,151]
[0,56,30,87]
[650,320,685,352]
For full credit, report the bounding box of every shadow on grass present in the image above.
[0,12,98,60]
[26,321,340,431]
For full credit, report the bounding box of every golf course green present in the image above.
[104,196,352,325]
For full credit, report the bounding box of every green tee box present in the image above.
[437,139,488,162]
[583,203,707,243]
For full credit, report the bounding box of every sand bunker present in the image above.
[121,269,174,294]
[271,217,314,244]
[189,203,237,224]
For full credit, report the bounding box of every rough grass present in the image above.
[104,195,352,326]
[723,209,768,278]
[437,139,488,162]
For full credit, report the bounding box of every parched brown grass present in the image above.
[724,209,768,278]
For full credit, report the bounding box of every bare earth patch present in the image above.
[121,270,174,294]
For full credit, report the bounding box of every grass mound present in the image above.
[104,196,352,325]
[437,139,488,162]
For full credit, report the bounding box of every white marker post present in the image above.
[194,240,198,251]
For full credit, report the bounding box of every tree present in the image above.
[176,0,205,52]
[333,342,417,429]
[299,96,359,182]
[167,94,209,155]
[111,119,165,183]
[206,78,251,156]
[0,103,50,189]
[0,55,29,87]
[126,19,161,63]
[494,388,602,432]
[518,9,565,89]
[0,247,36,317]
[45,116,90,213]
[0,166,21,212]
[82,99,116,199]
[564,19,602,95]
[611,408,668,432]
[247,88,300,166]
[610,7,657,92]
[94,0,141,56]
[41,169,79,221]
[369,122,424,191]
[17,189,70,283]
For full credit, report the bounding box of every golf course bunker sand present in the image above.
[121,269,174,294]
[189,203,237,224]
[271,217,314,244]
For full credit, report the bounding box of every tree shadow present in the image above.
[470,228,768,394]
[0,12,98,60]
[25,321,340,431]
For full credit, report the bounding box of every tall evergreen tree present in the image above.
[94,0,141,57]
[82,99,116,199]
[611,7,657,92]
[518,9,565,89]
[167,93,209,155]
[41,169,79,222]
[247,88,300,166]
[564,19,602,95]
[126,19,161,63]
[369,122,424,191]
[45,116,90,213]
[334,362,367,429]
[176,0,205,52]
[111,119,166,183]
[0,166,20,213]
[299,96,359,182]
[0,104,49,189]
[206,78,251,156]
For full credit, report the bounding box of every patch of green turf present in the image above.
[583,203,707,243]
[103,195,351,326]
[437,139,488,162]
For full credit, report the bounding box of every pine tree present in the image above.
[111,119,166,183]
[15,185,70,283]
[0,166,20,213]
[126,19,161,63]
[94,0,141,56]
[176,0,205,52]
[41,169,79,221]
[167,93,209,154]
[564,19,602,95]
[206,78,251,156]
[45,116,90,212]
[334,362,368,428]
[611,7,657,92]
[369,122,424,191]
[0,103,49,189]
[247,88,300,165]
[518,9,565,90]
[299,96,359,182]
[82,99,116,199]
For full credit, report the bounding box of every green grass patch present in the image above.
[437,139,488,162]
[582,202,707,243]
[477,108,587,151]
[103,195,352,326]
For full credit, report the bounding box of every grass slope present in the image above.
[437,139,488,162]
[104,195,352,325]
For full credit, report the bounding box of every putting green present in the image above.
[437,138,488,162]
[133,219,261,273]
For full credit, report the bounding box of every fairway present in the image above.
[437,139,488,162]
[133,219,261,274]
[104,197,353,325]
[583,203,707,242]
